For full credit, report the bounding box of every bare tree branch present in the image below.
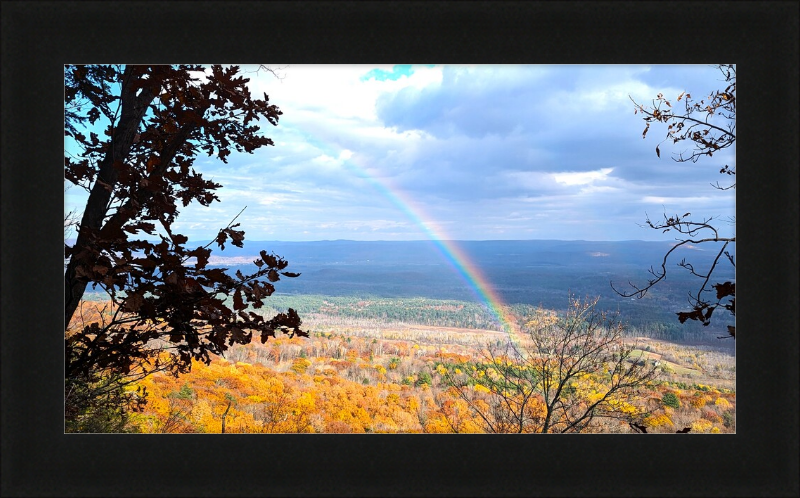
[439,297,659,433]
[617,64,736,338]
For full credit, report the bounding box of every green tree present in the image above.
[415,371,432,387]
[64,65,305,431]
[614,64,735,338]
[176,383,194,399]
[661,392,681,409]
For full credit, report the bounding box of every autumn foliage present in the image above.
[119,299,735,434]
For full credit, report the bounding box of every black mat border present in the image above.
[2,1,798,497]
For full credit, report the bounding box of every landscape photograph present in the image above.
[64,63,736,434]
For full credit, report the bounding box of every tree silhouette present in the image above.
[64,65,305,430]
[440,297,659,433]
[613,64,735,339]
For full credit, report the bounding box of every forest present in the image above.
[69,295,736,434]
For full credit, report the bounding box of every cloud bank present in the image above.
[66,64,735,242]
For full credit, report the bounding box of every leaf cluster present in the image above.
[635,64,735,170]
[66,235,305,381]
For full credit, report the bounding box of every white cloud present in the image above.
[641,196,711,204]
[248,64,443,123]
[552,168,614,186]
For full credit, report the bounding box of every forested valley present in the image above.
[71,293,736,434]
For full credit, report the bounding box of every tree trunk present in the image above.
[64,66,156,326]
[221,399,232,434]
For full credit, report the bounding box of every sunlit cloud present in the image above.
[641,196,712,205]
[552,168,615,186]
[66,64,735,242]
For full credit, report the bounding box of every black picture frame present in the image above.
[2,1,798,496]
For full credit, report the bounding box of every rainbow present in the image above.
[292,129,522,345]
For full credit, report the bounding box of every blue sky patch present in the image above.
[360,64,419,82]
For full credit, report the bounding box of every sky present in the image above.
[65,64,736,243]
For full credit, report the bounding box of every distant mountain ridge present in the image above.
[177,239,729,268]
[72,239,734,336]
[65,238,731,270]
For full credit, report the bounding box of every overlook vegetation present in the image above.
[69,295,735,433]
